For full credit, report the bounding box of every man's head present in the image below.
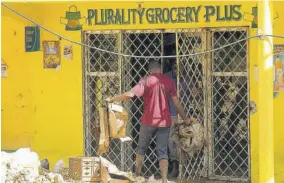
[149,60,162,73]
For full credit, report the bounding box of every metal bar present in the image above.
[209,176,249,182]
[121,31,134,172]
[86,32,92,156]
[161,30,164,73]
[163,29,177,33]
[207,30,214,178]
[86,72,118,77]
[117,31,124,171]
[87,33,91,74]
[123,29,163,33]
[209,27,248,32]
[118,31,122,95]
[175,28,203,33]
[85,30,120,34]
[212,72,248,77]
[175,31,182,180]
[201,29,208,178]
[246,29,251,180]
[82,31,87,156]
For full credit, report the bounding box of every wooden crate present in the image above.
[69,157,101,182]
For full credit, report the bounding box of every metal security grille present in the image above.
[83,31,123,169]
[82,28,250,182]
[208,28,250,181]
[121,30,163,175]
[177,29,206,180]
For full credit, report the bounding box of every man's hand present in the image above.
[172,96,187,120]
[184,117,198,124]
[106,91,135,103]
[190,117,198,123]
[106,97,113,103]
[184,117,192,124]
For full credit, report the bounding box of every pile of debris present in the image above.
[1,148,65,183]
[135,176,176,183]
[1,148,146,183]
[2,101,194,183]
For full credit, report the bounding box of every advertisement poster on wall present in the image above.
[25,26,40,52]
[1,61,7,78]
[273,45,284,97]
[43,41,61,69]
[63,45,73,60]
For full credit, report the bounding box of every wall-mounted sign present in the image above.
[43,41,61,69]
[273,44,284,97]
[243,6,258,28]
[1,61,7,78]
[87,5,242,26]
[25,26,40,52]
[60,5,87,31]
[64,45,73,60]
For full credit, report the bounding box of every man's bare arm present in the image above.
[106,91,135,102]
[171,96,197,124]
[171,96,187,120]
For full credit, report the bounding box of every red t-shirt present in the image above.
[131,73,177,127]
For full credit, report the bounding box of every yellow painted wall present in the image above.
[1,3,84,167]
[249,27,259,183]
[1,1,283,182]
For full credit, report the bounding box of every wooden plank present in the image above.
[104,107,110,153]
[98,107,109,154]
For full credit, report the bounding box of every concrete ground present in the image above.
[170,153,284,183]
[172,179,244,183]
[179,181,236,183]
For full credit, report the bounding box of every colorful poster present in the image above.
[1,61,7,78]
[43,41,61,69]
[25,26,40,52]
[273,45,284,93]
[63,45,73,60]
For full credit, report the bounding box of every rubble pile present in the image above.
[34,173,64,183]
[1,148,66,183]
[171,119,205,156]
[134,175,176,183]
[1,148,165,183]
[100,156,136,182]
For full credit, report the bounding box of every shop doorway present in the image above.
[82,28,250,182]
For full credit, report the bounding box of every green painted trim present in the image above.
[1,149,17,153]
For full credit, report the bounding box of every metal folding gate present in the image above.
[83,27,250,182]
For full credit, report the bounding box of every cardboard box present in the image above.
[69,156,134,183]
[69,157,101,182]
[108,104,128,138]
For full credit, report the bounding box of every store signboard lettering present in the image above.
[87,5,242,25]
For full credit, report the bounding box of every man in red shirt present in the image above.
[106,60,191,183]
